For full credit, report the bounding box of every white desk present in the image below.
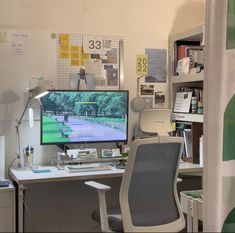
[10,162,203,232]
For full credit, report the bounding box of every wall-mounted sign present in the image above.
[83,35,104,54]
[136,54,148,76]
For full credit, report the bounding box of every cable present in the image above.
[7,155,18,179]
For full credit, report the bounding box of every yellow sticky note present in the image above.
[60,50,69,59]
[81,52,90,65]
[71,58,80,66]
[70,46,81,66]
[70,46,80,57]
[136,54,148,76]
[60,33,69,45]
[60,44,69,59]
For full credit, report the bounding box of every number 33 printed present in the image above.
[88,40,102,50]
[83,35,104,53]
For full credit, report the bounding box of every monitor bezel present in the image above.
[40,89,129,145]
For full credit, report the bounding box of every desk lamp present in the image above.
[15,85,48,170]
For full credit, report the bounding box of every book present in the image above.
[175,122,192,158]
[183,128,192,158]
[0,180,10,187]
[177,45,201,60]
[175,128,187,158]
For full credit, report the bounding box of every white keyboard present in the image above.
[64,163,112,173]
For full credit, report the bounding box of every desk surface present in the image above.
[10,162,203,185]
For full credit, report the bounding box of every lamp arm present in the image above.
[16,95,34,129]
[15,95,34,165]
[137,75,145,96]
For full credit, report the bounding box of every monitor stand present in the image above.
[56,144,69,152]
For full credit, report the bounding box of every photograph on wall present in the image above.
[140,84,154,95]
[143,97,154,108]
[145,48,167,83]
[106,67,118,86]
[145,75,158,83]
[154,91,166,107]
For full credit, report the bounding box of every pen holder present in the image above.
[23,149,34,170]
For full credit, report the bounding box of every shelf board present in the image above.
[169,24,204,43]
[173,113,203,123]
[171,72,204,84]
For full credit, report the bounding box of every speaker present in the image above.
[0,136,5,179]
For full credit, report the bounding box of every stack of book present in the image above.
[178,86,203,114]
[175,41,204,75]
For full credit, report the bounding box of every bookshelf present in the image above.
[171,72,204,84]
[169,24,204,164]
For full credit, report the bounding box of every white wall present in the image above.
[0,0,205,173]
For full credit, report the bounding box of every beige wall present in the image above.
[0,0,205,171]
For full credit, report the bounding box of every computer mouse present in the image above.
[115,161,126,169]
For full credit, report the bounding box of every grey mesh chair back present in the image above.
[119,136,185,232]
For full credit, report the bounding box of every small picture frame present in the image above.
[173,92,192,113]
[140,84,154,95]
[154,91,165,107]
[143,97,153,108]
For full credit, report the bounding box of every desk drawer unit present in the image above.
[0,185,15,232]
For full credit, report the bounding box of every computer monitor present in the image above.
[40,90,129,145]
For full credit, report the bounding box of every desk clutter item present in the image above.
[66,148,98,159]
[115,159,126,169]
[176,57,190,76]
[0,180,10,187]
[23,145,34,170]
[64,163,112,173]
[76,148,98,159]
[32,169,51,173]
[101,148,121,158]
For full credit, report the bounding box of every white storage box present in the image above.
[180,190,203,232]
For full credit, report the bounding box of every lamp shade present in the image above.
[130,96,146,112]
[31,86,49,99]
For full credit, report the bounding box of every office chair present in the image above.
[85,109,185,232]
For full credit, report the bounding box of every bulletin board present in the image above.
[56,33,124,90]
[0,29,124,96]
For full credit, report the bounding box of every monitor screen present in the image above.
[40,90,129,145]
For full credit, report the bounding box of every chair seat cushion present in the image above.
[92,207,123,232]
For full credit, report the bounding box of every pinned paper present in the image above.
[70,46,81,66]
[136,54,148,76]
[59,33,69,59]
[60,33,69,45]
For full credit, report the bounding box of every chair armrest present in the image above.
[85,181,112,232]
[177,178,183,183]
[85,181,111,191]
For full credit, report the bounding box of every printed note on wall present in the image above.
[136,54,148,76]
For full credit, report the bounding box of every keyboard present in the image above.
[64,163,112,173]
